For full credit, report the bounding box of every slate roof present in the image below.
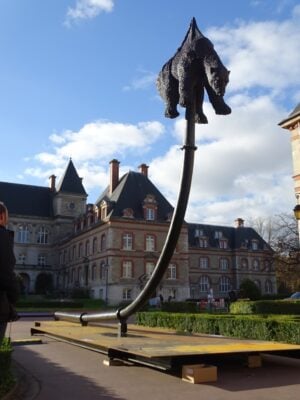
[96,171,174,221]
[288,103,300,119]
[188,223,272,251]
[56,159,87,196]
[0,181,53,217]
[279,103,300,126]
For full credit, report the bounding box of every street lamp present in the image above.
[293,204,300,247]
[104,263,109,305]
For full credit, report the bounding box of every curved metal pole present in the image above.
[118,102,197,322]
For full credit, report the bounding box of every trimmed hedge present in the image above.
[136,312,300,344]
[16,300,84,308]
[230,300,300,315]
[161,301,199,313]
[0,339,14,398]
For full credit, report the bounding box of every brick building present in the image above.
[0,159,275,303]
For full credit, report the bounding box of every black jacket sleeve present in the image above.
[0,228,19,304]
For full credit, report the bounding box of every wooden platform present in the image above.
[31,320,300,370]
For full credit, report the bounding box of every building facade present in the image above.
[0,159,276,303]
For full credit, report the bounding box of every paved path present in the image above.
[4,318,300,400]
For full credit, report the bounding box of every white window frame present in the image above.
[145,262,155,277]
[145,234,155,252]
[122,261,133,278]
[199,257,209,269]
[199,275,209,292]
[167,263,177,280]
[122,288,132,300]
[219,276,231,293]
[18,225,30,243]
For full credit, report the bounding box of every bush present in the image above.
[230,300,300,315]
[16,299,84,308]
[0,338,14,398]
[239,279,261,300]
[161,301,199,313]
[35,273,54,295]
[69,288,90,299]
[136,312,300,344]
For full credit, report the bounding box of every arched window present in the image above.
[37,226,48,244]
[85,240,90,256]
[91,264,97,281]
[254,279,261,289]
[92,237,98,254]
[265,280,273,294]
[241,258,248,269]
[100,234,106,251]
[252,259,260,271]
[199,275,210,292]
[78,243,83,258]
[219,276,231,293]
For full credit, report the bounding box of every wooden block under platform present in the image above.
[247,354,262,368]
[103,358,127,367]
[12,338,43,346]
[182,364,217,384]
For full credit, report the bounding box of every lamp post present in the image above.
[105,263,109,305]
[293,203,300,247]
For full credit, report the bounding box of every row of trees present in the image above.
[249,213,300,294]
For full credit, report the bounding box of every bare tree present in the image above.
[248,214,300,293]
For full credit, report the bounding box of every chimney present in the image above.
[139,163,149,177]
[110,159,120,194]
[235,218,244,228]
[49,175,56,191]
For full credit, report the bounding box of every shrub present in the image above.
[161,301,199,313]
[239,279,261,300]
[136,312,300,344]
[0,338,14,398]
[35,273,54,295]
[230,300,300,315]
[16,299,83,308]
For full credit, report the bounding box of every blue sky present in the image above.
[1,0,300,226]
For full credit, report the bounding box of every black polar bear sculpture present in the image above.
[157,18,231,123]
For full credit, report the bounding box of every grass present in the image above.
[0,338,15,398]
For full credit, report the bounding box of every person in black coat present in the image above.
[0,202,19,342]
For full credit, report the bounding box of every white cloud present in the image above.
[65,0,114,25]
[123,70,157,91]
[25,120,165,195]
[149,94,294,225]
[28,9,299,226]
[207,12,300,93]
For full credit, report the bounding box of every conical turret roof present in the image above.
[56,159,87,195]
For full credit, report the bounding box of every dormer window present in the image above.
[100,201,108,220]
[199,237,208,248]
[251,240,259,250]
[219,239,228,249]
[143,194,158,221]
[194,229,204,237]
[123,208,134,218]
[145,207,155,221]
[214,230,223,239]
